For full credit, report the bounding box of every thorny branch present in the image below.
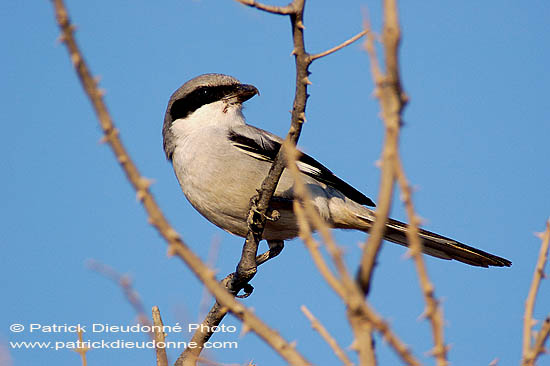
[357,1,448,364]
[301,305,354,366]
[395,162,448,364]
[184,0,371,364]
[357,1,406,297]
[285,142,420,366]
[87,260,153,336]
[152,306,169,366]
[522,221,550,366]
[51,1,310,366]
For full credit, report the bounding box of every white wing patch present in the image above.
[296,161,322,176]
[231,142,272,162]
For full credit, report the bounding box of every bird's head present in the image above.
[163,74,259,160]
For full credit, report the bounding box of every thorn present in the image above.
[296,20,305,29]
[136,190,146,202]
[303,76,312,85]
[241,323,251,336]
[97,88,106,97]
[70,53,81,66]
[167,246,176,257]
[139,177,152,190]
[166,228,180,242]
[291,49,297,56]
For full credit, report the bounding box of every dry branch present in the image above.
[310,30,368,61]
[50,1,310,365]
[395,162,448,364]
[301,306,353,366]
[522,221,550,366]
[285,142,420,366]
[188,0,371,363]
[358,2,448,364]
[74,330,89,366]
[357,0,406,297]
[153,306,169,366]
[87,260,153,334]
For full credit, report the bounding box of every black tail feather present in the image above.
[382,218,512,268]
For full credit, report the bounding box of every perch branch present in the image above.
[50,1,310,365]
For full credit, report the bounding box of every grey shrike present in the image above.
[162,73,511,268]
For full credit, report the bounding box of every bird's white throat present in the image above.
[170,101,246,139]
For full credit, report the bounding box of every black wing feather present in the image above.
[228,126,376,207]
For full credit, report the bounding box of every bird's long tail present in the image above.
[381,218,511,267]
[345,208,511,267]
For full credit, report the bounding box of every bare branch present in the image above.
[152,306,169,366]
[395,161,448,364]
[526,316,550,366]
[359,2,448,363]
[235,0,295,15]
[310,30,368,61]
[301,306,354,366]
[74,330,89,366]
[50,1,310,365]
[522,221,550,365]
[87,260,153,334]
[356,3,404,296]
[284,142,420,366]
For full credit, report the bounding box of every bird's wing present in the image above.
[228,124,375,207]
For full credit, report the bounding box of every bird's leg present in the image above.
[256,240,285,266]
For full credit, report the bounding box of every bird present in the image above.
[162,73,511,268]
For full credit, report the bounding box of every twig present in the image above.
[74,330,89,366]
[284,142,419,366]
[301,306,354,366]
[50,1,310,365]
[357,1,405,296]
[310,30,368,61]
[293,202,346,299]
[395,161,448,364]
[152,306,169,366]
[359,2,448,364]
[522,221,550,365]
[87,260,153,334]
[235,0,295,15]
[233,0,309,288]
[526,316,550,366]
[176,296,228,366]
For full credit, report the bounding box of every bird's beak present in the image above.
[224,84,259,104]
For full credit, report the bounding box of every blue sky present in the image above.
[2,1,549,365]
